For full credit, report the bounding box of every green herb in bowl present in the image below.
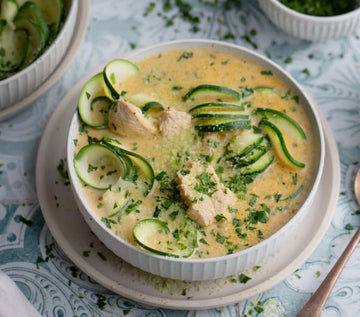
[278,0,358,17]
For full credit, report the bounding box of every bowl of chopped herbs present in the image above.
[258,0,360,41]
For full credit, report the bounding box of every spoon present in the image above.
[297,167,360,317]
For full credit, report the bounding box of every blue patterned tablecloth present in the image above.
[1,1,360,316]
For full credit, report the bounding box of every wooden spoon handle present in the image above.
[297,227,360,317]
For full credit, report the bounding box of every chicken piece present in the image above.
[158,109,192,137]
[108,99,156,137]
[176,161,236,227]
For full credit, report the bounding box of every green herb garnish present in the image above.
[278,0,358,16]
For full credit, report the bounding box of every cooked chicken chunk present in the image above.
[158,109,192,137]
[109,99,156,137]
[176,161,236,227]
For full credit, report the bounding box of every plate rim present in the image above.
[35,79,340,311]
[0,0,89,122]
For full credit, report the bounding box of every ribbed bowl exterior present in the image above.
[0,0,78,110]
[258,0,360,42]
[66,39,325,281]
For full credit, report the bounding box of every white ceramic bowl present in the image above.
[67,39,325,281]
[0,0,78,110]
[258,0,360,41]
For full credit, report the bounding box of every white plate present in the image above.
[35,85,340,310]
[0,1,89,122]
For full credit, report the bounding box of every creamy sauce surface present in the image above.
[74,48,317,259]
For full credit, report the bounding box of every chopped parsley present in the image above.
[215,214,227,222]
[292,172,298,185]
[57,159,69,180]
[302,68,310,75]
[284,56,293,64]
[87,164,98,173]
[235,228,247,239]
[216,233,226,244]
[254,301,265,313]
[144,2,156,16]
[206,139,220,148]
[97,252,107,261]
[155,171,166,181]
[233,218,242,227]
[261,70,273,76]
[241,33,258,49]
[194,172,217,196]
[345,223,354,231]
[239,273,251,284]
[125,199,142,214]
[101,217,117,229]
[177,51,193,62]
[95,294,107,310]
[223,32,235,40]
[18,216,33,226]
[278,0,358,16]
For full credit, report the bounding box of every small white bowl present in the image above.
[0,0,78,110]
[258,0,360,41]
[67,39,325,281]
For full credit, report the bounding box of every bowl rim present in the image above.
[67,38,325,266]
[265,0,360,21]
[0,0,78,85]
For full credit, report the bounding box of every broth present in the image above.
[74,48,316,259]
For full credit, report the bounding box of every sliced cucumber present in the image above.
[182,84,240,102]
[253,108,306,140]
[91,96,113,116]
[0,27,29,72]
[103,59,139,99]
[133,218,197,258]
[13,15,47,66]
[238,86,278,99]
[192,113,249,119]
[119,150,136,182]
[225,130,264,159]
[16,2,49,43]
[78,72,113,129]
[281,184,304,201]
[189,102,245,114]
[102,136,154,196]
[254,86,279,94]
[31,0,63,41]
[1,0,19,23]
[230,138,270,167]
[115,150,154,196]
[260,119,305,169]
[74,143,128,190]
[141,101,164,115]
[100,136,136,182]
[239,150,274,175]
[0,19,6,36]
[127,93,164,115]
[195,117,251,132]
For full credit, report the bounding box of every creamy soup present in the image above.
[73,48,316,259]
